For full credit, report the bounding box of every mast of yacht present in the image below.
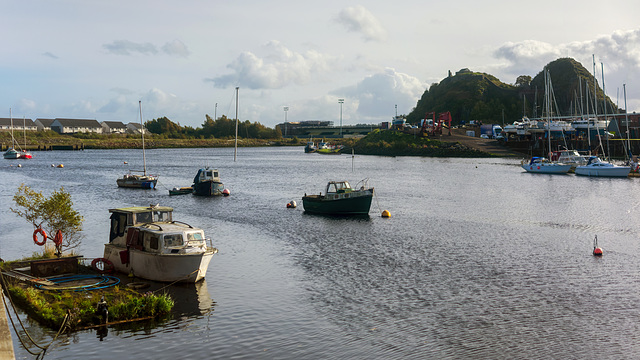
[600,62,611,160]
[9,108,15,149]
[545,69,552,158]
[139,100,147,176]
[624,84,632,157]
[234,86,239,162]
[23,116,27,151]
[592,54,604,157]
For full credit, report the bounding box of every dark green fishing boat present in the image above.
[302,180,373,215]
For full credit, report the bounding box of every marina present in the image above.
[3,147,640,358]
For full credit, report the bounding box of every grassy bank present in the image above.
[0,131,305,150]
[346,129,495,157]
[0,258,174,331]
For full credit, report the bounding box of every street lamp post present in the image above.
[284,106,289,137]
[338,99,344,137]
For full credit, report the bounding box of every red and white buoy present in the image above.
[222,188,230,196]
[593,235,603,256]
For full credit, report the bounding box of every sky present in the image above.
[2,0,640,129]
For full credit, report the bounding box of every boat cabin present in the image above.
[194,168,220,184]
[124,222,208,255]
[326,181,353,194]
[109,205,173,245]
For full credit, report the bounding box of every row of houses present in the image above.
[0,118,146,134]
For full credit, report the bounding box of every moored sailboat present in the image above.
[117,101,158,189]
[521,69,571,174]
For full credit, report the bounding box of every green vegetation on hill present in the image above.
[146,115,281,139]
[350,129,493,157]
[406,58,618,126]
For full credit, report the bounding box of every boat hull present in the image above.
[117,175,157,189]
[302,189,373,215]
[521,163,572,174]
[104,244,214,283]
[193,180,224,196]
[169,187,193,195]
[574,167,631,177]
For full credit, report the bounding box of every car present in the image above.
[480,134,489,139]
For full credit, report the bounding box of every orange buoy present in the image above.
[593,235,603,256]
[381,210,391,218]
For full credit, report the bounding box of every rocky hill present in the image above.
[406,58,617,126]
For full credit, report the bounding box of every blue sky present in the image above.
[2,0,640,128]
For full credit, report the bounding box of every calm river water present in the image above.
[2,147,640,359]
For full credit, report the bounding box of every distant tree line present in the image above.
[145,115,281,139]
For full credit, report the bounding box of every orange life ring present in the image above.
[33,228,47,246]
[91,258,115,274]
[53,230,63,246]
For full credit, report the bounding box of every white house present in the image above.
[50,118,103,134]
[35,118,55,131]
[126,122,148,135]
[0,118,37,132]
[101,121,128,134]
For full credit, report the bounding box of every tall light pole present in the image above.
[234,87,239,162]
[284,106,289,137]
[338,98,344,137]
[214,103,217,120]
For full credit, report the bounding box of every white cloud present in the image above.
[42,52,58,59]
[335,5,387,42]
[103,40,158,56]
[333,68,425,120]
[162,39,190,57]
[492,29,640,87]
[208,41,339,90]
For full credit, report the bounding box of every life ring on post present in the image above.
[53,230,63,246]
[91,258,115,274]
[33,228,47,246]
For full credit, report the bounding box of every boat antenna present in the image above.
[624,84,631,158]
[601,62,611,161]
[234,87,239,162]
[139,100,147,176]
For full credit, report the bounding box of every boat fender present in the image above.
[91,258,115,274]
[53,230,63,246]
[33,228,47,246]
[126,282,150,290]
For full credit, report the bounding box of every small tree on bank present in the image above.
[10,184,84,257]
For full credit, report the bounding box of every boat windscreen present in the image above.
[164,234,184,247]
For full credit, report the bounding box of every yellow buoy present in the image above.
[57,164,64,168]
[381,210,391,218]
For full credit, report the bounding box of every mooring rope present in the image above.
[0,269,69,357]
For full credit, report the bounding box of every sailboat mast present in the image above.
[601,62,611,160]
[139,100,147,176]
[545,69,552,157]
[234,86,239,162]
[624,84,631,156]
[23,116,27,150]
[9,108,14,148]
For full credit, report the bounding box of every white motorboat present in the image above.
[103,205,217,283]
[574,156,631,178]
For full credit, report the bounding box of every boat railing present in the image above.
[171,220,194,229]
[355,178,370,190]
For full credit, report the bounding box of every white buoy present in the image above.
[287,200,297,208]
